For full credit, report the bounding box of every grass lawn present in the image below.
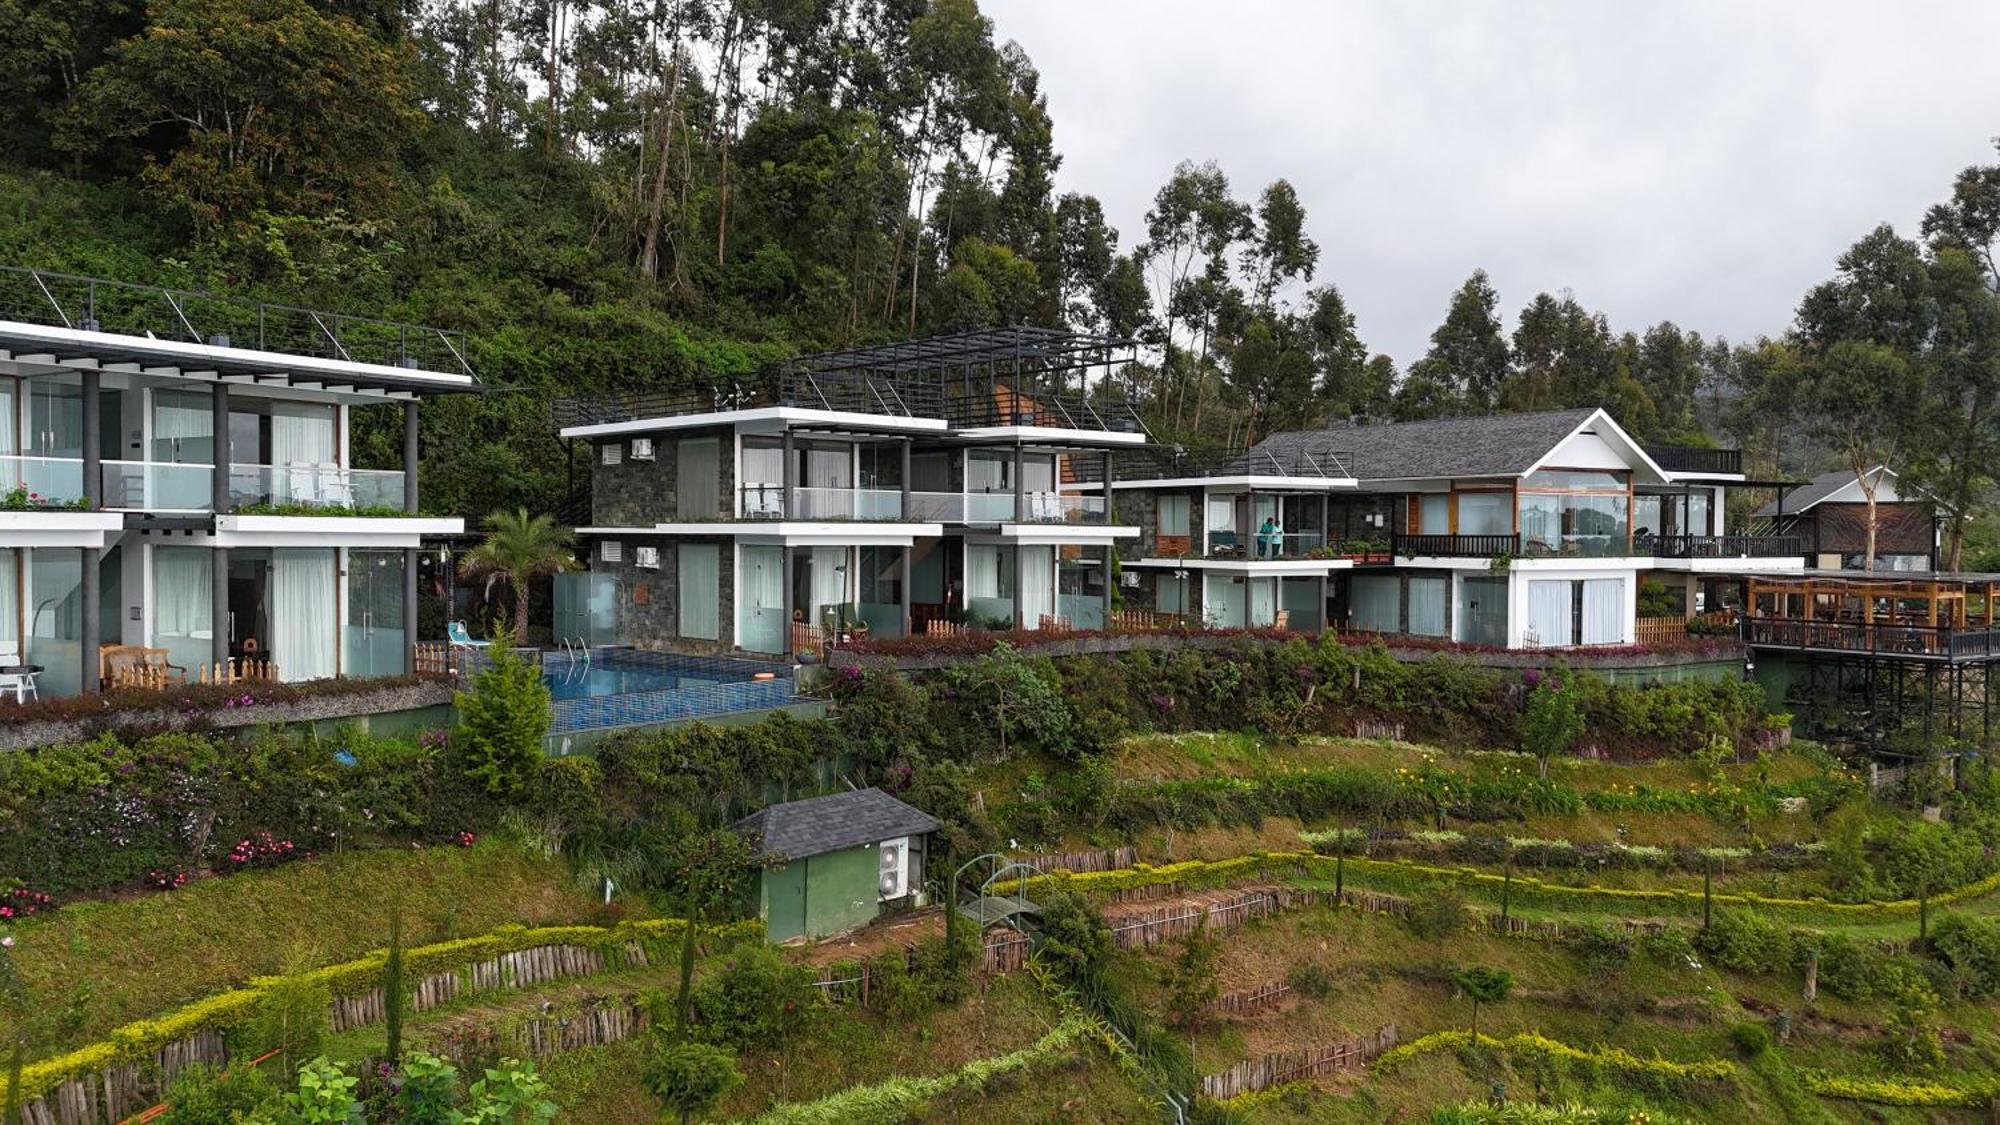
[7,840,598,1054]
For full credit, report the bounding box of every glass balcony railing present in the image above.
[738,485,906,520]
[0,455,86,506]
[907,491,966,522]
[229,464,406,510]
[102,461,212,510]
[1205,529,1325,559]
[0,456,407,512]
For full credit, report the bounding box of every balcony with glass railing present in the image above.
[0,455,407,513]
[1204,529,1325,560]
[737,484,906,521]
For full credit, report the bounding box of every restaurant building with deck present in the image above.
[1085,408,1804,650]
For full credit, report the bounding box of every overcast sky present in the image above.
[984,0,2000,367]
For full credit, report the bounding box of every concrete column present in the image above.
[212,546,231,669]
[1012,443,1025,523]
[899,438,912,520]
[404,547,420,672]
[402,401,420,514]
[1014,543,1025,629]
[1102,545,1115,622]
[900,545,913,638]
[81,370,101,509]
[780,544,795,655]
[211,384,231,513]
[80,546,100,693]
[781,430,796,519]
[1102,448,1115,524]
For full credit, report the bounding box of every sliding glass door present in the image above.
[153,545,214,675]
[344,549,406,678]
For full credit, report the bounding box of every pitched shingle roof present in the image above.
[1750,467,1896,519]
[731,788,940,862]
[1249,408,1601,482]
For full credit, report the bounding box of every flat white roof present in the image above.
[0,319,473,396]
[560,406,950,439]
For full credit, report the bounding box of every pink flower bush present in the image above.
[222,830,301,872]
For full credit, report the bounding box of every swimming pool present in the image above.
[535,649,794,732]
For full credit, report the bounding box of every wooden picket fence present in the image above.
[924,619,969,638]
[983,930,1032,973]
[1013,845,1138,875]
[1037,614,1074,634]
[1352,717,1406,741]
[1209,980,1292,1017]
[1634,615,1690,646]
[1198,1025,1399,1101]
[329,941,637,1033]
[1104,886,1332,950]
[19,1030,227,1125]
[1107,608,1193,632]
[194,657,278,685]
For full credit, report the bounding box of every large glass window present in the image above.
[1408,576,1448,636]
[857,546,903,637]
[270,547,336,681]
[1418,493,1449,534]
[1158,494,1191,537]
[1157,574,1191,615]
[966,544,1014,626]
[343,548,405,678]
[0,549,17,662]
[1527,579,1574,647]
[151,388,215,465]
[967,452,1011,493]
[1518,470,1630,557]
[154,545,214,676]
[1349,574,1401,633]
[1456,492,1511,535]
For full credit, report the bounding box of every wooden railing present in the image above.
[412,642,454,676]
[923,619,969,638]
[1391,532,1520,558]
[1106,608,1193,632]
[1036,614,1074,633]
[1742,617,2000,660]
[1634,616,1689,646]
[195,658,278,685]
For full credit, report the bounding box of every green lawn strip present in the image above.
[6,841,597,1052]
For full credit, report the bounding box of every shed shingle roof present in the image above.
[1249,408,1600,482]
[731,788,940,862]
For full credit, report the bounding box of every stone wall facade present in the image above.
[590,425,734,526]
[598,534,739,655]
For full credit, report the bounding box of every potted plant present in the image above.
[796,646,819,665]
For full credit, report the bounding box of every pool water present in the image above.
[532,649,793,732]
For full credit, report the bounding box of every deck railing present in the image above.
[0,265,472,376]
[1392,532,1521,557]
[1649,534,1800,559]
[1742,617,2000,660]
[1646,445,1743,475]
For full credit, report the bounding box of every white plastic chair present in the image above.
[0,643,36,704]
[746,483,783,518]
[318,463,355,506]
[285,463,319,505]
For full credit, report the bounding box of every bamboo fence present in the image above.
[1198,1025,1399,1101]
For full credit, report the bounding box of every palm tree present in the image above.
[458,508,576,646]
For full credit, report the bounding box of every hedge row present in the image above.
[999,851,2000,928]
[1372,1030,1735,1084]
[1,917,762,1105]
[1797,1070,1997,1108]
[746,1013,1103,1123]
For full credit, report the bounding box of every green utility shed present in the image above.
[732,787,941,943]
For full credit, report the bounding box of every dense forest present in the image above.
[5,0,2000,564]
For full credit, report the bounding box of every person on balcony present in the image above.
[1257,516,1283,559]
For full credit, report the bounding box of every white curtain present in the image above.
[1420,494,1450,534]
[0,380,13,455]
[1206,495,1236,531]
[967,545,1002,599]
[1019,546,1054,627]
[1527,580,1573,647]
[271,548,335,681]
[1407,576,1447,636]
[1249,576,1277,626]
[1581,578,1625,645]
[1349,575,1401,633]
[153,547,212,637]
[271,403,335,503]
[810,546,847,621]
[1457,493,1509,535]
[0,549,16,660]
[678,543,719,639]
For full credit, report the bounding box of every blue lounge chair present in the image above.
[447,621,490,649]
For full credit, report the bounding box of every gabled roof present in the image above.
[1248,407,1661,483]
[731,787,940,862]
[1752,466,1912,519]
